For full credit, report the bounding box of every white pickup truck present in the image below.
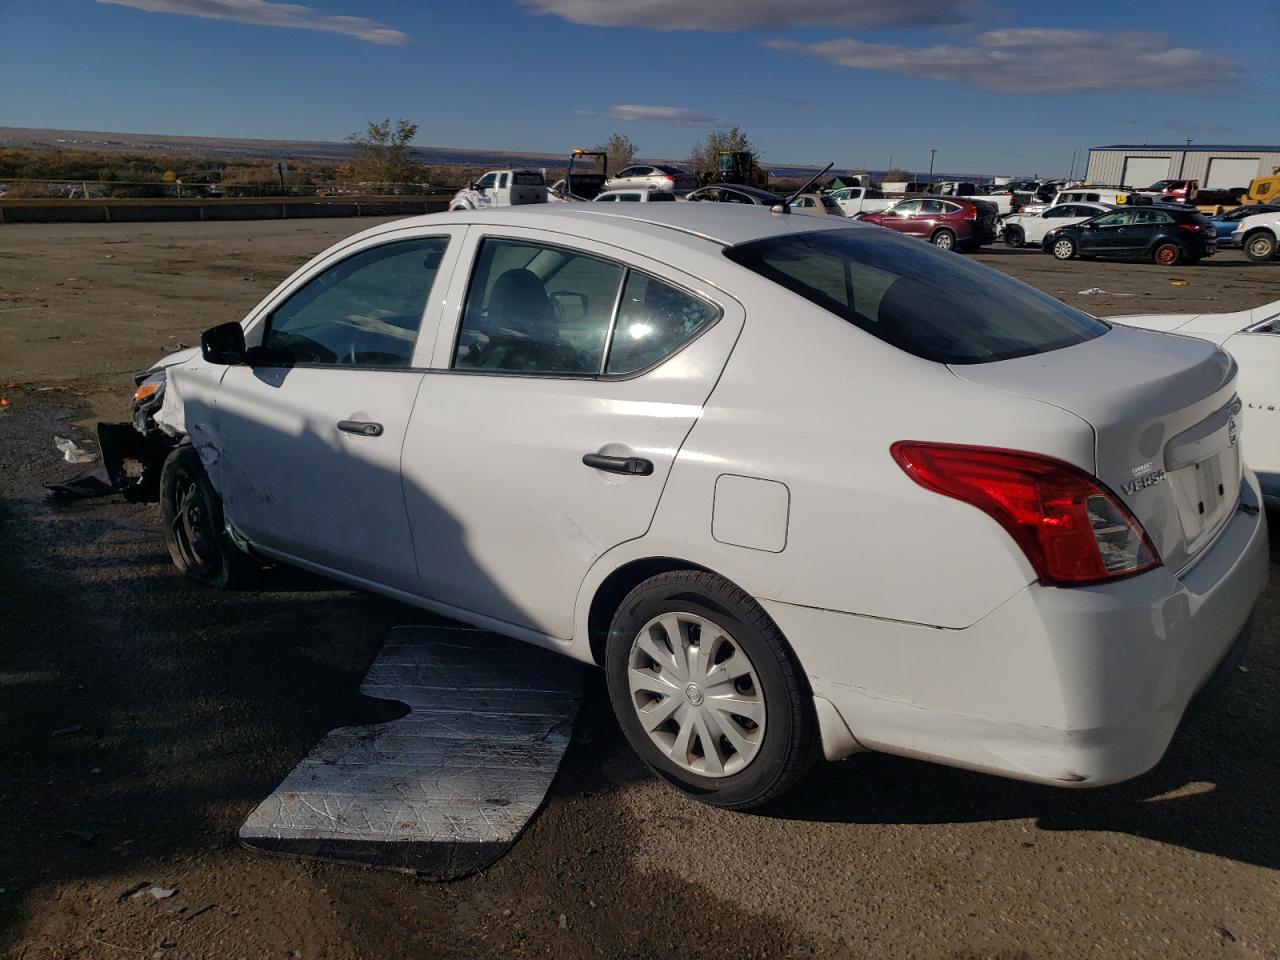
[449,169,547,211]
[929,180,1018,215]
[828,186,894,216]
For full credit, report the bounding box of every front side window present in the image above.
[616,167,639,179]
[724,229,1107,365]
[618,193,642,202]
[888,199,921,217]
[1133,210,1172,224]
[476,173,497,190]
[262,237,447,367]
[721,189,754,204]
[1045,205,1071,218]
[453,238,719,376]
[1091,211,1132,227]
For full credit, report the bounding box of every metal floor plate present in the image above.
[239,625,583,876]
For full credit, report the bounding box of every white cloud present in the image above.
[766,29,1239,94]
[607,105,718,124]
[519,0,978,30]
[95,0,411,45]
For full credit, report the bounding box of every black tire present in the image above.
[1050,236,1077,260]
[159,445,254,589]
[605,570,819,810]
[1003,225,1025,248]
[1184,254,1202,265]
[1243,230,1276,263]
[1152,242,1182,266]
[931,229,957,250]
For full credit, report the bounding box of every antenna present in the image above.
[773,162,834,214]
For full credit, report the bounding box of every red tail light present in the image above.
[662,175,676,183]
[891,442,1160,586]
[1178,223,1205,233]
[964,204,978,220]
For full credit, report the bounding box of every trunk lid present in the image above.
[949,326,1242,573]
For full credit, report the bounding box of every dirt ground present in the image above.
[1,218,1278,960]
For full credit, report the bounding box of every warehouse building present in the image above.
[1085,144,1280,190]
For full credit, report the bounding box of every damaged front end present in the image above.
[95,366,180,502]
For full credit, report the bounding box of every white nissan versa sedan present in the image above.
[122,205,1268,809]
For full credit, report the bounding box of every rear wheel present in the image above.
[1153,242,1182,266]
[1243,230,1277,263]
[1051,237,1076,260]
[1003,225,1025,248]
[605,571,819,809]
[159,445,255,589]
[931,229,957,250]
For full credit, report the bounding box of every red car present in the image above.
[858,197,998,251]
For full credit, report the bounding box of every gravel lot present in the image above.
[1,219,1278,960]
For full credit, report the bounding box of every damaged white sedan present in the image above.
[112,205,1268,808]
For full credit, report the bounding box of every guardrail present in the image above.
[0,194,454,224]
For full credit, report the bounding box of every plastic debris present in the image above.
[559,914,567,929]
[1077,287,1107,295]
[1170,279,1188,286]
[51,724,83,736]
[54,436,97,464]
[149,886,176,900]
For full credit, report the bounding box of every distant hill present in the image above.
[0,126,1002,182]
[0,126,870,180]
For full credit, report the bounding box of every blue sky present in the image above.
[1,0,1276,176]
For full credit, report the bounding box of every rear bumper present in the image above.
[766,473,1270,786]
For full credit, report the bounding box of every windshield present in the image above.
[724,229,1109,364]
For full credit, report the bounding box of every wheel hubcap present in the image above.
[1249,238,1270,257]
[1158,247,1176,264]
[935,234,953,248]
[627,612,766,778]
[1054,240,1073,258]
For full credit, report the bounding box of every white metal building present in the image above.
[1085,145,1280,190]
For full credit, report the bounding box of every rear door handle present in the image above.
[337,420,384,437]
[582,453,654,476]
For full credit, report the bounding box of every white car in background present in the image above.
[1110,298,1280,505]
[1233,209,1280,262]
[593,188,679,203]
[603,163,698,195]
[121,206,1266,809]
[1000,201,1115,248]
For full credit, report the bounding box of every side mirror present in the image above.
[201,321,247,365]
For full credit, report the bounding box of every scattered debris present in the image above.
[149,886,177,900]
[45,466,114,498]
[0,398,8,410]
[1170,279,1188,286]
[119,881,150,901]
[558,913,567,930]
[183,904,217,923]
[51,723,83,737]
[1238,665,1251,673]
[54,436,97,464]
[1219,925,1237,943]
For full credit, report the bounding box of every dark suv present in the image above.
[857,197,998,251]
[1043,205,1216,266]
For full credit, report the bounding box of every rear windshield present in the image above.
[724,229,1109,364]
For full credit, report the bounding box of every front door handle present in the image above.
[582,453,654,476]
[337,420,383,437]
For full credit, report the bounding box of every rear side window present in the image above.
[724,229,1108,364]
[606,273,718,375]
[648,192,676,202]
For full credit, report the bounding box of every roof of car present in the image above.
[381,203,858,247]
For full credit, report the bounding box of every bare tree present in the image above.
[346,119,421,193]
[595,133,639,176]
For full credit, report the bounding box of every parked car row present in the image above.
[108,203,1269,811]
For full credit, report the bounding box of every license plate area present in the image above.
[1166,397,1243,555]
